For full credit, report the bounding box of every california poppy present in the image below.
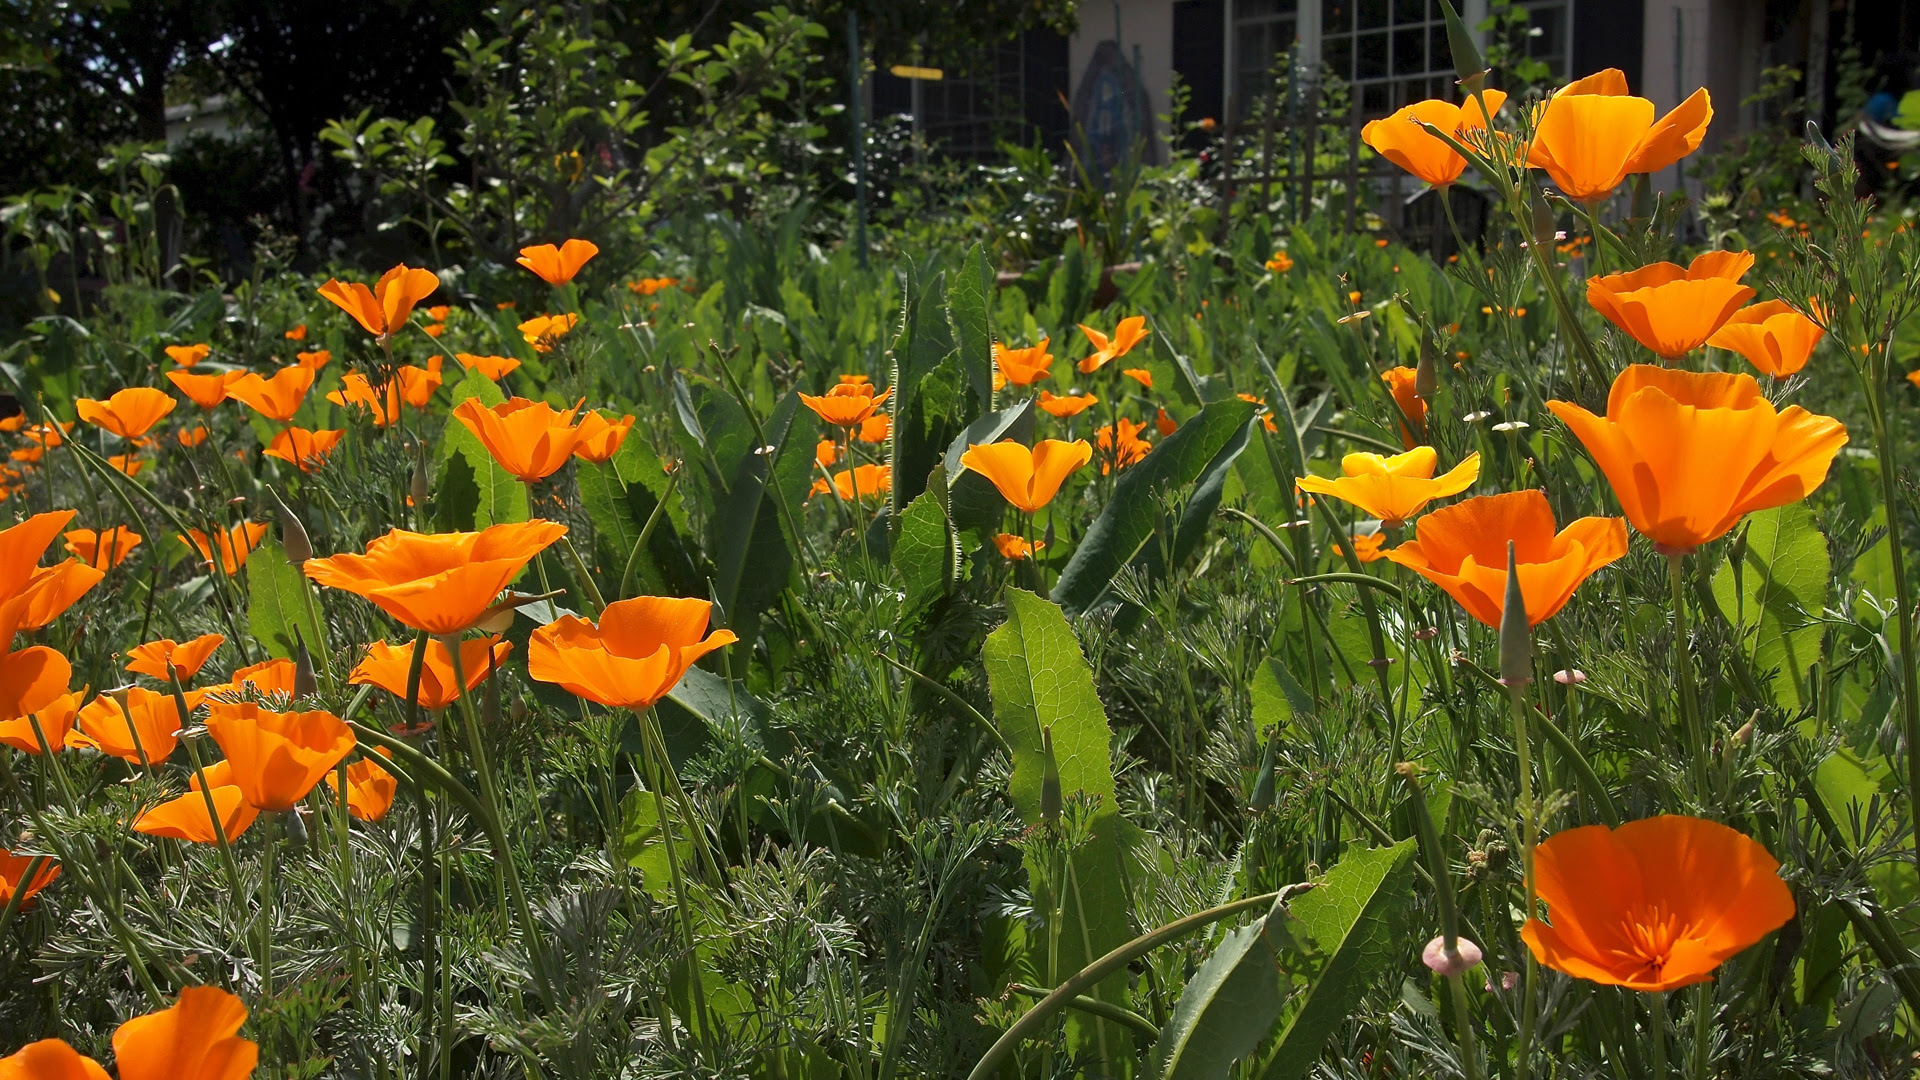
[106,453,146,477]
[181,522,270,576]
[295,349,332,372]
[993,533,1044,560]
[229,657,300,698]
[810,463,891,503]
[131,784,259,844]
[0,850,59,907]
[0,985,256,1079]
[164,343,211,367]
[205,701,355,811]
[0,689,81,754]
[1076,316,1150,374]
[70,687,180,765]
[857,413,890,444]
[455,353,522,381]
[1037,391,1098,418]
[318,264,440,339]
[1095,418,1152,475]
[264,427,344,472]
[1522,815,1794,991]
[1546,365,1846,552]
[1296,447,1480,527]
[125,634,225,682]
[518,313,579,352]
[0,512,74,597]
[1386,490,1627,627]
[1155,408,1177,436]
[1586,250,1756,358]
[1708,300,1824,378]
[76,388,174,440]
[285,324,307,342]
[518,239,600,285]
[305,520,568,635]
[1266,252,1295,273]
[395,355,444,408]
[800,382,891,427]
[1121,368,1152,390]
[327,751,398,821]
[327,373,402,427]
[1333,532,1388,563]
[224,366,314,422]
[177,426,208,448]
[165,369,242,410]
[573,411,635,463]
[15,560,103,629]
[528,595,737,709]
[1527,69,1712,202]
[1362,91,1508,188]
[452,397,585,482]
[629,276,679,296]
[814,438,838,469]
[961,439,1091,512]
[1381,365,1426,447]
[994,338,1054,386]
[349,636,510,711]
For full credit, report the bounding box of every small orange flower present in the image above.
[422,321,445,338]
[1362,91,1508,187]
[960,439,1092,512]
[62,526,142,569]
[305,520,568,635]
[1332,532,1388,563]
[452,397,585,482]
[1095,418,1152,474]
[528,595,737,709]
[177,426,209,448]
[76,388,175,439]
[15,560,102,631]
[574,411,636,463]
[455,352,522,380]
[224,365,314,422]
[1155,408,1177,436]
[0,850,59,907]
[1266,252,1295,273]
[263,427,345,472]
[181,522,270,576]
[628,276,680,295]
[1527,69,1713,202]
[165,369,243,410]
[132,783,260,844]
[295,348,332,371]
[106,453,146,477]
[814,438,839,469]
[1295,447,1480,527]
[800,382,891,427]
[205,701,355,811]
[1547,365,1847,552]
[810,463,892,502]
[165,343,212,367]
[1381,365,1426,447]
[1037,391,1097,418]
[327,751,398,821]
[1121,368,1152,389]
[857,413,891,444]
[1522,815,1793,991]
[327,373,398,426]
[229,657,300,698]
[994,338,1054,386]
[1586,250,1755,358]
[318,264,440,338]
[1076,316,1149,373]
[0,689,82,754]
[426,305,450,322]
[1707,300,1824,378]
[517,239,600,285]
[349,636,510,711]
[284,324,307,341]
[69,687,181,764]
[395,355,444,408]
[518,313,579,352]
[1385,490,1627,627]
[993,533,1044,560]
[125,634,225,681]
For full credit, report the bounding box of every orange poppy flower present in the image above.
[527,595,737,709]
[15,560,103,630]
[810,463,892,503]
[1586,250,1756,358]
[1266,252,1295,273]
[164,343,211,367]
[1546,365,1847,552]
[1385,490,1627,628]
[326,751,398,821]
[305,520,568,635]
[857,413,891,444]
[132,783,260,844]
[800,382,891,427]
[426,305,450,323]
[228,657,299,697]
[1095,418,1152,475]
[0,689,82,754]
[1121,368,1152,390]
[0,511,72,593]
[1332,531,1388,563]
[814,438,839,469]
[993,338,1054,386]
[1037,391,1098,418]
[263,427,344,472]
[1522,815,1794,991]
[455,353,522,380]
[627,277,680,296]
[1296,447,1480,527]
[1381,365,1426,447]
[517,239,599,285]
[1076,316,1150,373]
[69,687,181,765]
[349,636,510,711]
[295,349,332,372]
[518,313,579,352]
[285,324,307,341]
[165,369,242,410]
[1155,408,1177,436]
[1526,69,1712,202]
[993,533,1044,560]
[114,985,258,1080]
[960,439,1092,512]
[574,411,636,463]
[1708,300,1824,378]
[1362,91,1508,187]
[318,264,440,338]
[205,701,355,811]
[106,453,146,477]
[181,522,270,576]
[224,365,314,422]
[395,355,444,408]
[327,373,398,426]
[177,426,208,448]
[76,388,175,439]
[0,849,59,907]
[125,634,225,681]
[452,397,585,482]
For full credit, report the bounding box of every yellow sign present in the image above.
[889,65,944,81]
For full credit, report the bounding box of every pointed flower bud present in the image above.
[271,489,312,564]
[1498,540,1533,686]
[1435,0,1488,88]
[1416,335,1439,400]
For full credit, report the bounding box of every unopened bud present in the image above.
[270,489,312,563]
[1416,336,1438,400]
[292,631,317,697]
[410,455,430,508]
[1434,0,1487,87]
[1040,726,1062,825]
[1497,541,1532,686]
[1733,713,1756,745]
[1423,934,1483,977]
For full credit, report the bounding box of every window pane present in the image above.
[1429,25,1450,74]
[1323,0,1353,34]
[1322,33,1353,80]
[1359,0,1389,30]
[1394,0,1427,25]
[1356,30,1388,78]
[1363,82,1390,114]
[1392,27,1426,74]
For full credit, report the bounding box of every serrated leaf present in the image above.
[1711,504,1828,707]
[245,539,324,662]
[947,242,994,407]
[1149,919,1286,1079]
[892,487,953,618]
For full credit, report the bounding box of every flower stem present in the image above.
[1507,682,1538,1080]
[1667,554,1711,799]
[1650,990,1668,1080]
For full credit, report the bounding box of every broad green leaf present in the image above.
[437,369,528,528]
[1712,504,1828,708]
[1252,656,1316,738]
[709,390,803,640]
[576,436,699,598]
[1149,917,1287,1079]
[1052,399,1258,614]
[947,242,995,407]
[1255,840,1417,1080]
[245,538,324,661]
[892,486,954,618]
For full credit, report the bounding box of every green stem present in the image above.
[1667,554,1711,799]
[1650,990,1668,1080]
[1508,683,1538,1080]
[634,705,714,1045]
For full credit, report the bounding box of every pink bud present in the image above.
[1422,935,1483,977]
[1553,669,1586,685]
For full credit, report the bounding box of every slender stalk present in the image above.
[1865,394,1920,890]
[1508,683,1539,1080]
[634,705,714,1044]
[1667,554,1712,799]
[1650,990,1668,1080]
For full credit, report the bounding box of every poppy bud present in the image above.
[292,632,317,697]
[271,489,312,564]
[285,805,309,848]
[1416,335,1438,400]
[1530,194,1557,251]
[1040,726,1062,826]
[1497,541,1532,686]
[1434,0,1487,89]
[1422,934,1483,977]
[1250,735,1277,812]
[410,455,429,508]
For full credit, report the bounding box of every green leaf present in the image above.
[709,390,803,640]
[245,539,324,662]
[1149,918,1287,1079]
[892,485,954,618]
[1052,399,1258,614]
[947,242,995,407]
[1255,840,1418,1080]
[437,369,528,528]
[1711,504,1828,707]
[576,437,699,598]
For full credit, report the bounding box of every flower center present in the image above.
[1612,902,1686,983]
